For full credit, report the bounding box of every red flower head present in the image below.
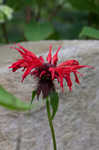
[9,44,91,99]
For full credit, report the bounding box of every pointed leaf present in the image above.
[49,91,59,120]
[31,90,36,104]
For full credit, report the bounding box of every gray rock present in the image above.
[0,40,97,150]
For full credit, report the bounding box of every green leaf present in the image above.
[49,91,59,120]
[24,21,54,41]
[0,85,31,111]
[79,26,99,39]
[31,90,37,104]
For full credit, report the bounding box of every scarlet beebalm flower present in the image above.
[9,44,91,99]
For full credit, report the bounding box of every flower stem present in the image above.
[46,97,57,150]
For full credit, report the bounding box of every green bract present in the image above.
[49,91,59,120]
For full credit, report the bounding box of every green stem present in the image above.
[46,97,57,150]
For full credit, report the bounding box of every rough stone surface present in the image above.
[0,40,98,150]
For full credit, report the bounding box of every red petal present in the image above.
[52,46,61,65]
[17,44,40,61]
[73,72,80,84]
[55,67,72,90]
[46,45,52,64]
[58,59,79,67]
[64,73,72,91]
[49,67,55,80]
[72,65,91,70]
[9,59,25,71]
[40,71,46,78]
[31,70,39,76]
[22,66,34,82]
[39,56,45,63]
[17,43,30,53]
[10,46,25,56]
[10,44,43,81]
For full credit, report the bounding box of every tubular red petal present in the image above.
[73,72,80,84]
[22,61,43,81]
[10,45,44,81]
[40,71,46,78]
[49,67,55,80]
[46,45,52,64]
[11,44,40,62]
[22,66,33,82]
[58,59,79,67]
[52,46,61,65]
[17,43,30,53]
[64,73,72,91]
[10,46,25,56]
[17,44,40,61]
[39,56,45,63]
[72,65,92,70]
[9,59,25,70]
[55,66,73,90]
[31,70,39,77]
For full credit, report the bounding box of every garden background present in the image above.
[0,0,99,44]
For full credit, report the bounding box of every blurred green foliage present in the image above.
[0,85,44,111]
[80,26,99,39]
[0,85,31,111]
[67,0,99,14]
[0,4,13,23]
[24,21,54,41]
[0,0,99,44]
